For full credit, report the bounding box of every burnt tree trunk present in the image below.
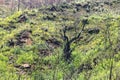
[61,19,88,62]
[63,42,71,61]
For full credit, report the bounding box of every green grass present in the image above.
[0,3,120,79]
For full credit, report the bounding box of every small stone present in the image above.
[21,64,31,68]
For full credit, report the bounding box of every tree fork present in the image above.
[62,19,88,62]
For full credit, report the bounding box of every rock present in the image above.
[15,64,32,75]
[21,64,31,68]
[18,14,28,23]
[88,28,100,34]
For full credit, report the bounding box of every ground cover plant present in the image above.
[0,0,120,80]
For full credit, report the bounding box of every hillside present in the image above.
[0,0,120,80]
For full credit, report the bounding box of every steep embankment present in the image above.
[0,0,120,80]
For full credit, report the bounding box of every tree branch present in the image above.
[69,23,86,44]
[63,26,69,42]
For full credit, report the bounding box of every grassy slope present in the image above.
[0,1,120,80]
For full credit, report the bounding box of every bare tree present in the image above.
[60,19,88,62]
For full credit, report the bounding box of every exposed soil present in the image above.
[16,30,33,46]
[8,30,33,47]
[46,38,62,49]
[15,63,34,75]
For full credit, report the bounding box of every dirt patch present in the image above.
[37,38,61,56]
[15,63,34,75]
[46,38,62,49]
[16,30,33,46]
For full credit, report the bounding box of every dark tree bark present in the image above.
[63,41,71,61]
[61,19,88,62]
